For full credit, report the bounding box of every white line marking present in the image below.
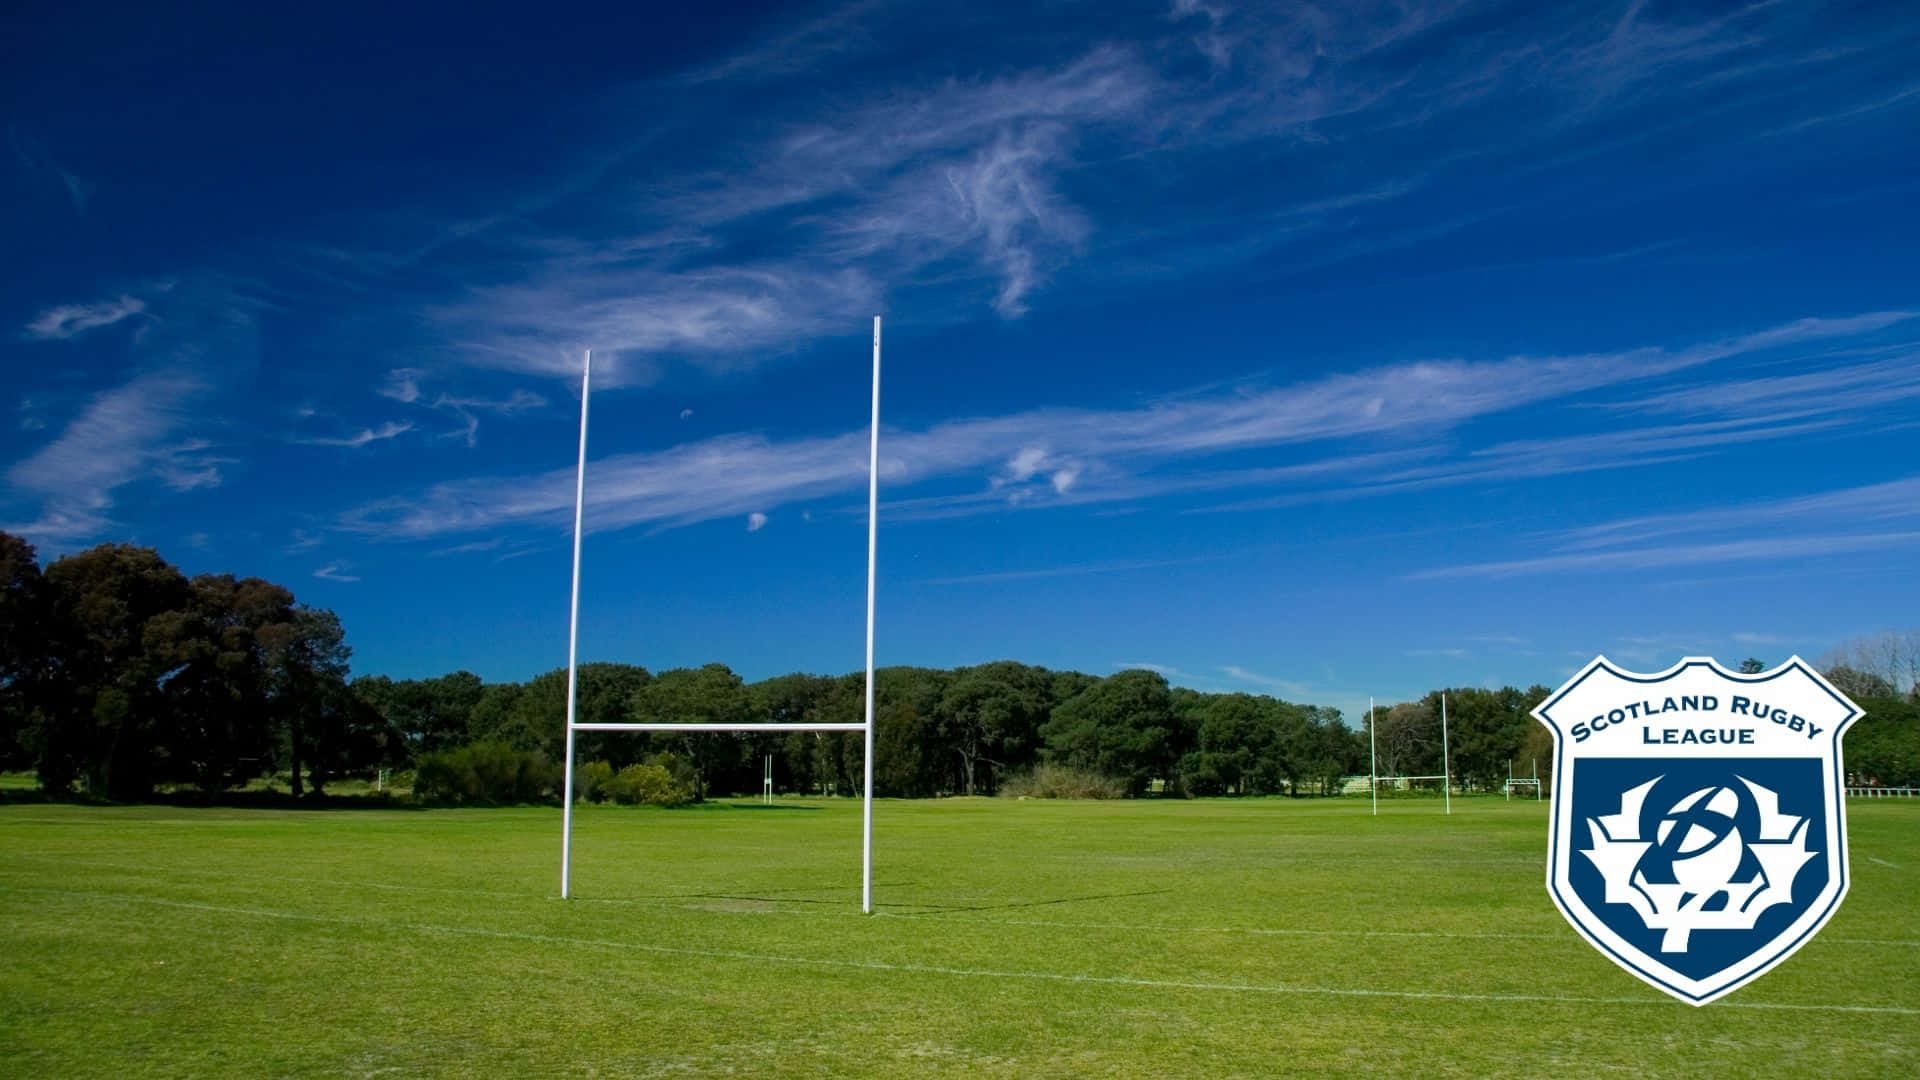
[3,885,1916,1016]
[1869,857,1899,869]
[5,856,1918,947]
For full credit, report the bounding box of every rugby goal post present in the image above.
[558,318,885,912]
[1504,757,1542,801]
[1366,692,1454,815]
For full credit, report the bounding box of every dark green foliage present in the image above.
[938,661,1050,795]
[603,761,698,806]
[1845,696,1920,787]
[0,532,49,772]
[412,742,560,804]
[631,663,751,799]
[37,543,194,797]
[578,760,615,801]
[1042,669,1180,796]
[352,670,484,757]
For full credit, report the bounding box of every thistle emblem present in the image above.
[1581,776,1815,952]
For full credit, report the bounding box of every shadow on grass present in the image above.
[0,790,839,813]
[0,788,430,811]
[889,886,1177,915]
[675,801,825,812]
[638,884,1177,914]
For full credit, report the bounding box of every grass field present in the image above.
[1,795,1914,1078]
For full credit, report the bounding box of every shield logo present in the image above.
[1532,656,1860,1005]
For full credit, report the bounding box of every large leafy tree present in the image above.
[940,662,1050,795]
[1042,669,1178,796]
[260,606,355,796]
[354,670,485,759]
[40,544,193,798]
[149,574,295,792]
[1180,693,1268,795]
[0,532,48,771]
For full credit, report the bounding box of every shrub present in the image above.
[579,760,615,803]
[603,762,697,807]
[412,742,560,804]
[999,763,1128,800]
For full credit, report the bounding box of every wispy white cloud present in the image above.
[429,538,506,557]
[431,389,545,447]
[1412,531,1920,581]
[23,294,147,340]
[438,265,881,383]
[1557,475,1920,552]
[670,0,888,87]
[295,421,414,448]
[312,562,361,583]
[2,372,209,542]
[746,512,768,532]
[377,368,425,403]
[1218,664,1315,698]
[9,126,93,215]
[305,2,1912,394]
[921,556,1213,587]
[341,311,1914,542]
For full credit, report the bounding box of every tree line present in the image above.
[3,533,1916,801]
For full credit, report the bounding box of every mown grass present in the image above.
[0,795,1914,1078]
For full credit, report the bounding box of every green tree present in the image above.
[1042,669,1178,796]
[1845,696,1920,788]
[260,606,354,797]
[0,532,49,772]
[1180,693,1268,795]
[631,663,750,798]
[149,574,295,792]
[40,544,193,797]
[940,662,1051,795]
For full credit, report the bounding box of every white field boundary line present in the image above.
[3,855,1919,949]
[3,885,1917,1017]
[1869,857,1899,869]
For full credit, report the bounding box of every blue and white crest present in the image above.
[1532,656,1860,1005]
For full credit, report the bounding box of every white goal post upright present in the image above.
[1368,696,1378,817]
[1440,691,1451,816]
[861,315,880,916]
[558,321,884,912]
[559,348,592,901]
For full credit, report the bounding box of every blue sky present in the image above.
[5,0,1918,722]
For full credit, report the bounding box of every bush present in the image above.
[579,760,615,803]
[603,762,697,807]
[412,742,560,804]
[999,763,1128,800]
